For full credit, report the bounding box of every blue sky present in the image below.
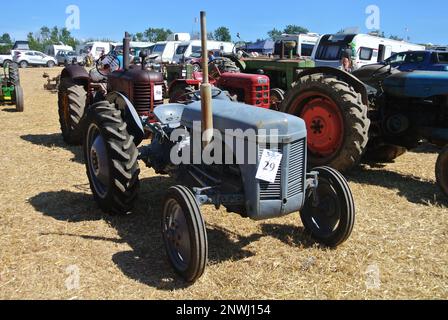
[1,0,446,45]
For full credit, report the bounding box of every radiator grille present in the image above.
[258,139,306,201]
[133,82,165,115]
[259,146,282,200]
[287,139,306,197]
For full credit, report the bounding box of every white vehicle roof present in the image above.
[166,33,191,42]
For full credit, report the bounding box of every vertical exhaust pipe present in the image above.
[200,11,214,147]
[123,32,131,71]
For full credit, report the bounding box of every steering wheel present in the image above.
[96,53,121,76]
[371,63,395,79]
[193,87,223,100]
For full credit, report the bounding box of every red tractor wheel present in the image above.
[282,74,370,173]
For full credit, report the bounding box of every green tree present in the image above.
[214,27,231,42]
[283,25,309,35]
[27,32,44,52]
[134,32,145,41]
[144,28,173,42]
[50,26,59,43]
[0,33,12,44]
[207,32,215,40]
[267,28,283,39]
[40,26,50,42]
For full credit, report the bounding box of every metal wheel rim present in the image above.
[292,92,345,158]
[163,198,191,271]
[305,182,341,238]
[86,123,110,199]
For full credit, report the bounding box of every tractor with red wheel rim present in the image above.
[167,57,271,109]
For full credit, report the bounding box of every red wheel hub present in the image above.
[292,92,344,157]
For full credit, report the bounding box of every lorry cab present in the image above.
[312,33,425,70]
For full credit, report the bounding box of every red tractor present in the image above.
[57,33,165,145]
[168,57,270,109]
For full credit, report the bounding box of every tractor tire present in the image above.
[3,59,12,68]
[58,78,87,145]
[436,146,448,197]
[169,83,196,103]
[282,74,370,173]
[162,186,208,283]
[270,88,285,111]
[365,144,407,163]
[84,100,140,215]
[8,62,20,85]
[14,85,24,112]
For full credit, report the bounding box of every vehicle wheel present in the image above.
[282,74,370,173]
[3,59,12,68]
[169,83,195,103]
[8,62,20,85]
[270,88,285,111]
[19,61,28,68]
[14,85,24,112]
[58,78,87,145]
[301,166,355,247]
[192,63,201,72]
[47,60,55,68]
[365,144,407,162]
[84,100,140,215]
[162,186,208,283]
[436,146,448,197]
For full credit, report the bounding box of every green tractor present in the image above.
[0,62,24,112]
[230,43,370,173]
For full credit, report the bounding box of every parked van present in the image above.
[312,33,425,70]
[173,40,234,63]
[149,41,183,63]
[274,33,319,57]
[45,44,74,57]
[76,42,112,60]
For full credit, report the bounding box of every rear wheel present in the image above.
[58,78,87,145]
[270,88,285,111]
[84,101,140,215]
[192,63,201,72]
[14,85,24,112]
[47,60,55,68]
[282,74,370,173]
[436,146,448,197]
[8,62,20,85]
[301,167,355,247]
[19,61,28,68]
[169,83,196,103]
[162,186,208,283]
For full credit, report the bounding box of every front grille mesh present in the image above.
[133,82,165,115]
[288,139,306,197]
[258,139,306,201]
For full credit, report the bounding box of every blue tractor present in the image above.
[352,65,448,197]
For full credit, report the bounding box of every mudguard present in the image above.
[106,92,145,146]
[60,64,90,86]
[297,66,369,105]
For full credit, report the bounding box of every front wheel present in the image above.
[301,167,355,247]
[14,85,24,112]
[436,146,448,197]
[84,101,140,215]
[162,186,208,283]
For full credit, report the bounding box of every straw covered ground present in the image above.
[0,67,446,300]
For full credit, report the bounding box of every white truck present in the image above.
[172,40,234,63]
[312,33,425,70]
[274,33,320,57]
[45,44,74,57]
